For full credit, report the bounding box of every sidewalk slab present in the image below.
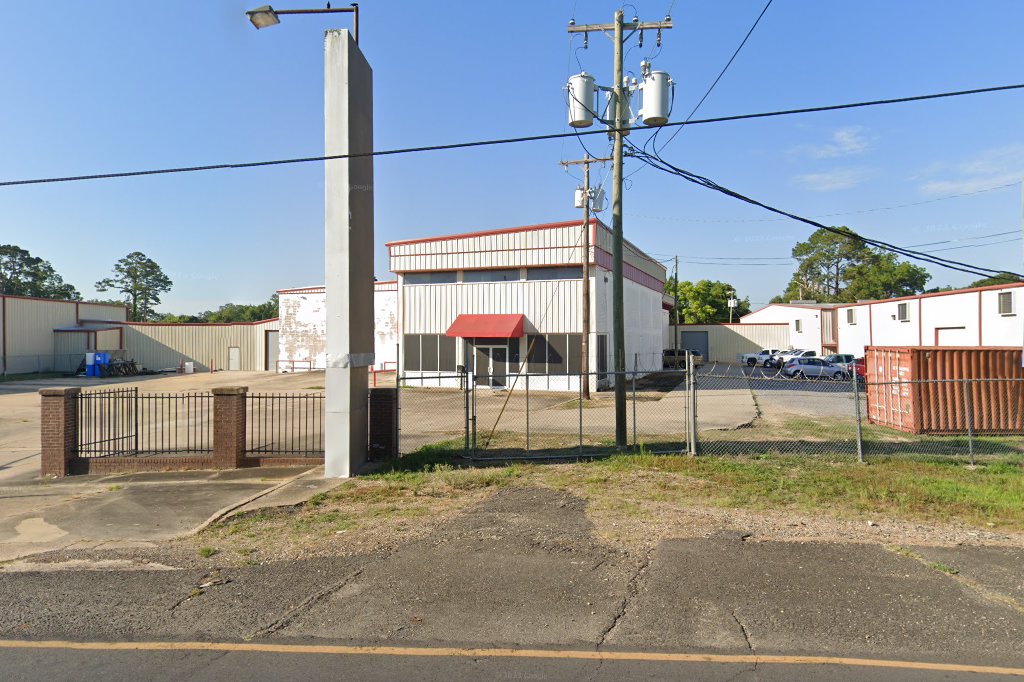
[0,467,317,562]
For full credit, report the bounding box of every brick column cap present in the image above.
[39,387,81,397]
[212,386,248,395]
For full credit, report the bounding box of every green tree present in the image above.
[666,278,750,323]
[95,252,173,321]
[0,244,80,300]
[968,272,1022,287]
[203,294,279,322]
[778,227,930,303]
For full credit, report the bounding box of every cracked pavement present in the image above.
[0,485,1022,679]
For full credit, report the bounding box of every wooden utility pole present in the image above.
[569,12,672,448]
[561,154,611,400]
[673,255,679,356]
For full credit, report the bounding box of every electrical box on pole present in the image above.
[639,61,673,126]
[567,73,597,128]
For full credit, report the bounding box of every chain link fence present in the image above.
[395,364,1024,464]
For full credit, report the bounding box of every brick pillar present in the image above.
[368,387,398,461]
[212,386,247,469]
[40,387,80,477]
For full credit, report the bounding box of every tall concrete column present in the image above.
[324,29,374,477]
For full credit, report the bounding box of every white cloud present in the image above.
[795,168,871,192]
[918,144,1024,195]
[792,126,872,159]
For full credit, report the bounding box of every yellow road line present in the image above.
[0,640,1022,676]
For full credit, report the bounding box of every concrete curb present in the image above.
[187,467,324,536]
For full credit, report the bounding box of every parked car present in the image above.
[740,348,783,367]
[823,353,856,373]
[853,357,867,382]
[767,349,816,368]
[663,348,704,368]
[782,357,848,380]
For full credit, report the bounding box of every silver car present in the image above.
[781,357,849,380]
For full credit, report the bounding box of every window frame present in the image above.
[998,291,1015,316]
[846,308,856,325]
[897,302,910,322]
[794,319,803,333]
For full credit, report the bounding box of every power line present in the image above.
[628,181,1022,223]
[655,0,773,156]
[4,83,1024,188]
[624,139,1024,279]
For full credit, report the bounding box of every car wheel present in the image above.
[795,371,805,379]
[830,372,843,381]
[747,358,756,367]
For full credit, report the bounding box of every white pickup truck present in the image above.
[739,349,783,367]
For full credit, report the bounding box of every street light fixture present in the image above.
[245,3,360,43]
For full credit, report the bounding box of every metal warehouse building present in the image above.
[0,294,128,374]
[389,218,668,391]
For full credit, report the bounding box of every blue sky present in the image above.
[2,1,1022,313]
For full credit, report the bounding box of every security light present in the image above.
[246,6,281,29]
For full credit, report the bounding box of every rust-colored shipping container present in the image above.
[865,346,1024,434]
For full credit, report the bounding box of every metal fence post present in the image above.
[688,352,698,456]
[579,371,584,456]
[852,370,864,463]
[471,375,477,457]
[631,366,637,449]
[464,369,470,455]
[526,373,530,455]
[963,378,976,466]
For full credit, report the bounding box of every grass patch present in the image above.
[928,561,959,575]
[197,546,218,558]
[303,385,324,390]
[0,371,66,383]
[107,484,123,492]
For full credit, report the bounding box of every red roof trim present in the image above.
[834,281,1024,308]
[0,293,124,309]
[118,318,280,327]
[385,218,597,248]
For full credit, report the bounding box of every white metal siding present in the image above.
[401,279,583,335]
[96,329,122,350]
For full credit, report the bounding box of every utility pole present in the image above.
[568,11,672,448]
[561,154,611,400]
[673,255,679,356]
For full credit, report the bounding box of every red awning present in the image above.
[446,314,525,338]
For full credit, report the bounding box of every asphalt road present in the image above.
[4,644,1023,682]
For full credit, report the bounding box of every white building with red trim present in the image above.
[737,282,1023,359]
[836,282,1023,357]
[388,218,668,391]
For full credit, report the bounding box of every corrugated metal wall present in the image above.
[402,279,583,334]
[53,331,89,357]
[122,320,280,372]
[96,329,122,350]
[389,224,587,272]
[672,324,791,363]
[78,302,128,322]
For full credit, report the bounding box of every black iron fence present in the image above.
[77,387,213,457]
[245,392,325,456]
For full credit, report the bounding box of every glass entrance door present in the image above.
[474,345,507,388]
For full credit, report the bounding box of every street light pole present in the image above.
[246,5,373,478]
[247,4,360,42]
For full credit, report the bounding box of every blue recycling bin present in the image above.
[94,352,109,366]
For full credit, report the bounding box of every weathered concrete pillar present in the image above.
[39,387,80,477]
[324,29,374,478]
[212,386,247,469]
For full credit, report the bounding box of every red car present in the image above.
[853,357,866,381]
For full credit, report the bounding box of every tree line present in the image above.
[0,244,278,323]
[665,226,1021,323]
